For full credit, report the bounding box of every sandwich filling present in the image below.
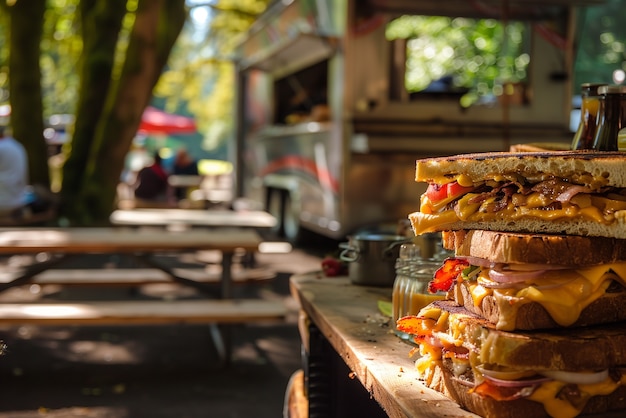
[397,306,626,418]
[413,173,626,235]
[429,257,626,331]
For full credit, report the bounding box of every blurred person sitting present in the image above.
[133,151,171,203]
[173,148,199,175]
[0,126,55,221]
[172,148,199,201]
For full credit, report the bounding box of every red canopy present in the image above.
[138,106,197,135]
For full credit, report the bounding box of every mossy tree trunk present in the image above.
[60,0,127,221]
[62,0,186,225]
[6,0,48,188]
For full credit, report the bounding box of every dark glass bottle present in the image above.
[571,83,606,150]
[592,85,626,151]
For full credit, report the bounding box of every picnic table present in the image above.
[0,227,286,365]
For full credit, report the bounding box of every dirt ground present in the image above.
[0,242,328,418]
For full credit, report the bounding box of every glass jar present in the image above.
[571,83,606,150]
[391,243,445,342]
[592,84,626,151]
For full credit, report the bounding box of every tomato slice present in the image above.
[425,183,448,202]
[425,181,475,203]
[447,181,475,199]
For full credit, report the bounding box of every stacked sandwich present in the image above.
[396,150,626,418]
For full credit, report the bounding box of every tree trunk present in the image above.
[7,0,48,187]
[71,0,186,225]
[60,0,126,220]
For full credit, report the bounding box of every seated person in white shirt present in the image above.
[0,126,53,219]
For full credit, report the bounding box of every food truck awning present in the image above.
[138,106,197,135]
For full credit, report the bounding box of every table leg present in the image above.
[130,253,219,297]
[221,252,233,299]
[0,253,73,293]
[134,251,237,366]
[217,251,234,365]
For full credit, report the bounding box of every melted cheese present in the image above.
[528,374,626,418]
[469,264,626,330]
[416,172,474,186]
[414,189,624,235]
[411,295,626,418]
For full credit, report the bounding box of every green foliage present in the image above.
[386,15,527,105]
[0,6,9,104]
[41,0,81,117]
[153,0,270,157]
[573,0,626,88]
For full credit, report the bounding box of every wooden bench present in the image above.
[0,207,57,227]
[0,298,287,366]
[0,299,287,325]
[0,267,276,287]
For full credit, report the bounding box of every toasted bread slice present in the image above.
[441,230,626,265]
[453,279,626,331]
[410,212,626,239]
[416,150,626,187]
[439,230,626,330]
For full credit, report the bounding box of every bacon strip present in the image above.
[429,258,469,293]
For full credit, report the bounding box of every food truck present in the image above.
[234,0,602,242]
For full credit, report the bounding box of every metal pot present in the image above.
[339,233,411,287]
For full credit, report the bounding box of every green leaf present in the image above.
[378,300,393,317]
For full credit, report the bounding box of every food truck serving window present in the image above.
[386,15,529,108]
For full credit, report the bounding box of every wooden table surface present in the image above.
[109,208,277,229]
[290,273,479,418]
[0,227,262,254]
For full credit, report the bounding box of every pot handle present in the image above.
[383,239,412,260]
[339,242,360,262]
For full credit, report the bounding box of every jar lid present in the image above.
[581,83,608,94]
[581,82,608,89]
[598,85,626,95]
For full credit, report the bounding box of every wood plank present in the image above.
[284,369,308,418]
[290,273,479,418]
[0,208,57,226]
[0,227,261,254]
[0,267,276,286]
[0,299,286,325]
[110,208,277,229]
